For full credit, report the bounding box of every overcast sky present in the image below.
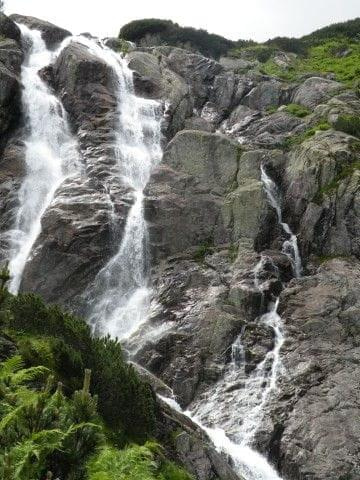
[6,0,360,42]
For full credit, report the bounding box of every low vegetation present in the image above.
[283,121,331,150]
[119,19,233,59]
[0,265,193,480]
[284,103,311,118]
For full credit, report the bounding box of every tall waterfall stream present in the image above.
[9,26,303,480]
[8,25,80,293]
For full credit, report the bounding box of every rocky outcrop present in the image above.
[284,130,360,259]
[157,399,240,480]
[146,130,239,260]
[9,14,71,48]
[292,76,343,109]
[258,259,360,480]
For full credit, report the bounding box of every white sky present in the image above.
[5,0,360,42]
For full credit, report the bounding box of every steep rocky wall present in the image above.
[0,12,359,480]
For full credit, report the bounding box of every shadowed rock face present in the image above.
[1,11,360,479]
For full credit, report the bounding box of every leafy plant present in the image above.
[284,103,311,118]
[7,293,156,440]
[193,242,214,262]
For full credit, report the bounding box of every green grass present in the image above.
[284,103,311,118]
[193,242,214,262]
[261,38,360,87]
[283,121,331,150]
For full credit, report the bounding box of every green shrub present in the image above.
[265,36,307,54]
[7,293,156,440]
[193,242,214,262]
[229,45,275,63]
[284,103,311,118]
[160,461,194,480]
[302,18,360,45]
[119,19,234,59]
[334,115,360,138]
[0,356,103,480]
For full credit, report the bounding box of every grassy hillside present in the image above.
[119,17,360,88]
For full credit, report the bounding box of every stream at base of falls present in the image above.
[9,25,303,480]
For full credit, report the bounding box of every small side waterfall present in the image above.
[161,167,303,480]
[8,25,79,293]
[77,38,162,340]
[260,166,302,277]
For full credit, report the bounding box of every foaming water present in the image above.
[187,255,285,479]
[8,25,79,293]
[77,37,162,340]
[260,166,302,277]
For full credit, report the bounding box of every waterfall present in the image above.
[74,41,292,479]
[185,255,285,480]
[8,24,80,293]
[76,37,162,340]
[260,166,302,277]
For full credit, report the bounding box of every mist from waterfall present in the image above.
[77,37,163,340]
[8,24,79,293]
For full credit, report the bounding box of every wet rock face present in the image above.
[284,130,360,259]
[9,14,71,48]
[20,39,135,309]
[259,259,360,480]
[145,130,239,261]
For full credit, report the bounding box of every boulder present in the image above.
[219,56,258,72]
[292,76,343,109]
[243,80,286,111]
[10,14,71,48]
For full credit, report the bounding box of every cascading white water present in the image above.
[260,166,302,277]
[8,25,79,293]
[185,255,284,480]
[77,37,162,340]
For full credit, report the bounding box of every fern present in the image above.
[11,365,50,386]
